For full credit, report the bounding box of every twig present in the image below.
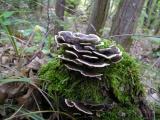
[0,64,18,73]
[6,105,24,120]
[32,92,42,117]
[30,83,55,110]
[108,34,160,38]
[46,0,50,32]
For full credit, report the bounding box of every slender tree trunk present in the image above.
[144,0,158,29]
[54,0,65,35]
[109,0,145,52]
[154,22,160,34]
[86,0,110,36]
[154,6,160,34]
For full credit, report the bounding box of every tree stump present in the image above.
[39,31,153,120]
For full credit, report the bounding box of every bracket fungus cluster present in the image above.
[64,99,115,115]
[54,31,122,115]
[55,31,122,80]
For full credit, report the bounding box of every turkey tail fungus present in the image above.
[55,31,122,80]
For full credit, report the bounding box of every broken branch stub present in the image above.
[55,31,122,80]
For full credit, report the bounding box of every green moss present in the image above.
[97,39,115,49]
[96,39,143,103]
[39,58,70,94]
[101,105,143,120]
[39,59,104,103]
[66,77,104,103]
[103,52,144,104]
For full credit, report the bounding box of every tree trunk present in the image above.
[144,0,158,29]
[54,0,65,35]
[109,0,145,52]
[154,8,160,34]
[154,21,160,34]
[86,0,110,36]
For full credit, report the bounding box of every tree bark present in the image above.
[86,0,110,36]
[54,0,65,35]
[154,21,160,34]
[109,0,145,52]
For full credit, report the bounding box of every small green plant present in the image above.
[0,11,19,55]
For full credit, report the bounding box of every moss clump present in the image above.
[101,105,143,120]
[39,59,105,103]
[96,39,144,103]
[103,52,144,104]
[39,58,70,94]
[39,39,144,119]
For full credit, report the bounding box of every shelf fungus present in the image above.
[64,99,115,115]
[55,31,122,80]
[65,99,93,115]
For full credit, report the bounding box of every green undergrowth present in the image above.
[39,39,144,119]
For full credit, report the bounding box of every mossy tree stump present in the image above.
[39,31,153,120]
